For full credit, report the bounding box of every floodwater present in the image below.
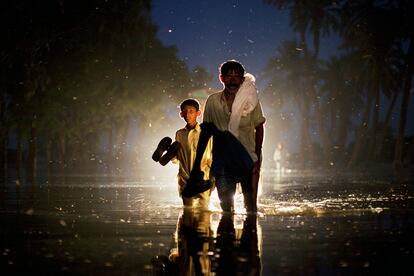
[1,167,413,275]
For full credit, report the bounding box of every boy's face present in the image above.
[180,105,200,126]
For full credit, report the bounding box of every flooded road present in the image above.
[1,168,413,275]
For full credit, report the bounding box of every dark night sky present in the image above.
[151,0,294,89]
[151,0,341,88]
[151,0,340,153]
[152,0,413,139]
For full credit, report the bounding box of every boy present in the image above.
[153,99,213,209]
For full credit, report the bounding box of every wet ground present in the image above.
[1,167,413,275]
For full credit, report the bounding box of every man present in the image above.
[203,60,265,213]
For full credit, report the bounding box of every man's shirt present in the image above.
[203,91,265,162]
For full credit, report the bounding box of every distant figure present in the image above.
[273,142,284,173]
[152,98,213,209]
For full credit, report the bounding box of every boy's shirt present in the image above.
[174,123,213,195]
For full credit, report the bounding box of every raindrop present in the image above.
[26,208,34,215]
[339,260,348,267]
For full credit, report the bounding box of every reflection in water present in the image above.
[152,209,262,275]
[215,213,261,276]
[1,171,413,274]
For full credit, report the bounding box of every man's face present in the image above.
[220,69,245,94]
[180,105,200,126]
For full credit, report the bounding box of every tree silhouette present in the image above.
[0,0,210,178]
[264,0,413,168]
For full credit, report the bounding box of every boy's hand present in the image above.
[189,168,204,182]
[182,170,211,198]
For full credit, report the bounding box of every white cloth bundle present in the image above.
[228,73,258,137]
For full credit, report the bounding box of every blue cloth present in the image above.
[210,129,254,177]
[187,122,255,211]
[186,122,253,200]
